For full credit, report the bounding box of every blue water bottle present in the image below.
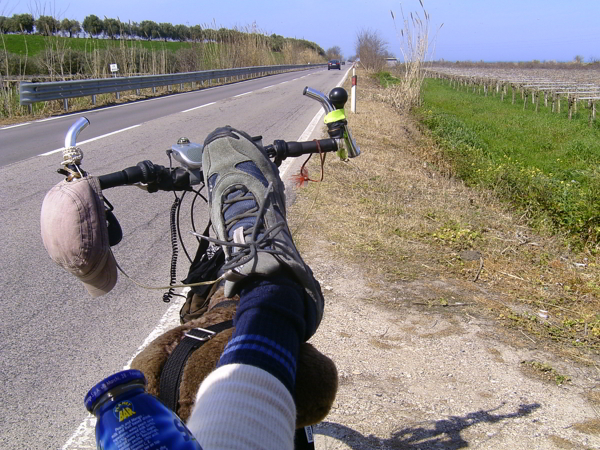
[85,369,202,450]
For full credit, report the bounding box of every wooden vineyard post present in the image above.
[535,91,540,113]
[523,90,528,110]
[568,95,573,120]
[544,91,548,108]
[512,84,516,104]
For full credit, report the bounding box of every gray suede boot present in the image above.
[200,126,324,338]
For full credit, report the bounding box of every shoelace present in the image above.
[192,182,290,273]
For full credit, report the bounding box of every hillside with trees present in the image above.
[0,13,326,78]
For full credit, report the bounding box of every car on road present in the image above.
[328,59,341,70]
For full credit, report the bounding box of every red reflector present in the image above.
[352,76,357,86]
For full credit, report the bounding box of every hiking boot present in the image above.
[201,126,324,338]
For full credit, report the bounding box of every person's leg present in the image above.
[187,127,324,449]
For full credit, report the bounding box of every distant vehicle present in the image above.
[328,60,341,70]
[341,61,346,65]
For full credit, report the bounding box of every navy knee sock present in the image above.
[217,277,307,394]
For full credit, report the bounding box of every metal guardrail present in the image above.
[19,64,326,106]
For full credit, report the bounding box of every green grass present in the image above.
[418,78,600,249]
[1,34,192,57]
[375,71,401,87]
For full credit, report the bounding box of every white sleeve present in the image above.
[187,363,296,450]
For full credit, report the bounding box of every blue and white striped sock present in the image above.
[217,277,306,394]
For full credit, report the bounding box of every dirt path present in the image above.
[304,242,599,449]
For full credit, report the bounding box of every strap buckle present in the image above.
[184,327,216,342]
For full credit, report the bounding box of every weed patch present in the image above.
[418,79,600,249]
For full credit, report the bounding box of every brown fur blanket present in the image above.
[131,287,338,428]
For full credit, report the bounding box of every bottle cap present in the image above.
[84,369,146,412]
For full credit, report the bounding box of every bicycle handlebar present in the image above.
[97,138,339,191]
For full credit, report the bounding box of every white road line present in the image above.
[279,107,325,179]
[181,101,217,113]
[234,91,253,98]
[1,122,31,130]
[261,85,275,90]
[40,124,141,156]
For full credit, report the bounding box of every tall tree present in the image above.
[139,20,159,40]
[173,24,189,42]
[10,14,34,33]
[158,22,174,41]
[355,29,388,71]
[103,18,121,39]
[60,18,81,38]
[36,16,60,36]
[326,46,343,61]
[82,15,104,37]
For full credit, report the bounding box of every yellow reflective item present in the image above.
[324,109,346,124]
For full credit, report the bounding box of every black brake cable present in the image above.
[162,150,186,303]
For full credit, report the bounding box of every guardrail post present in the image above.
[116,92,120,100]
[92,95,96,105]
[63,99,68,111]
[180,83,184,90]
[136,89,140,96]
[153,87,156,94]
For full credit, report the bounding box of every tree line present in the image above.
[0,13,325,56]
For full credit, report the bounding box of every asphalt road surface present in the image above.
[0,66,350,450]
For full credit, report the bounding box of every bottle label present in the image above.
[96,394,201,450]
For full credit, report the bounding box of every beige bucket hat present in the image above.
[40,176,117,297]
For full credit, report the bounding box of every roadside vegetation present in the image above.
[0,14,327,120]
[417,78,600,250]
[291,69,599,368]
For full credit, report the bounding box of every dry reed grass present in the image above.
[289,71,599,361]
[382,0,442,111]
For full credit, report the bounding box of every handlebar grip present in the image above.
[98,166,145,189]
[283,139,338,157]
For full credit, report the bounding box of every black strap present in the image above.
[159,320,234,412]
[294,426,316,450]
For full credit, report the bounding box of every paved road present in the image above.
[0,66,350,450]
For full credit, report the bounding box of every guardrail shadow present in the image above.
[315,402,541,449]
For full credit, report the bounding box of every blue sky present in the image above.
[2,0,599,62]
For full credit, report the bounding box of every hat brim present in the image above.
[80,248,118,298]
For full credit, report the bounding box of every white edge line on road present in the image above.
[40,124,141,156]
[1,122,31,130]
[62,293,188,450]
[181,101,217,113]
[279,108,325,179]
[261,85,275,90]
[234,91,253,98]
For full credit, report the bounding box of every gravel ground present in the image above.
[301,241,600,450]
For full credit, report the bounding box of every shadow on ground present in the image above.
[315,402,541,449]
